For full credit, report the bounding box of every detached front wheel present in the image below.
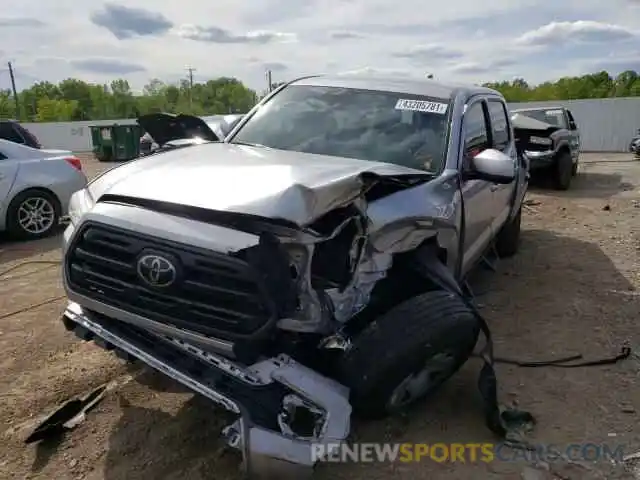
[339,290,479,419]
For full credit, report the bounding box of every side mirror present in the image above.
[466,148,515,184]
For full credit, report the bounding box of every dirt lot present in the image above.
[0,153,638,480]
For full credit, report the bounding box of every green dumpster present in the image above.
[90,124,142,162]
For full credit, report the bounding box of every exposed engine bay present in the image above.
[88,170,452,352]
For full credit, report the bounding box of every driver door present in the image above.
[459,98,495,277]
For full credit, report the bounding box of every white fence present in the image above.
[21,97,640,152]
[23,119,137,152]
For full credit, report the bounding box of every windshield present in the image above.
[230,85,452,173]
[516,109,565,127]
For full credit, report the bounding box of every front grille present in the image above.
[65,222,275,341]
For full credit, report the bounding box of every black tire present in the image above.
[339,290,479,419]
[571,160,578,177]
[553,151,573,190]
[6,189,61,240]
[495,207,522,258]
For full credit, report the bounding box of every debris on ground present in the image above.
[25,384,109,444]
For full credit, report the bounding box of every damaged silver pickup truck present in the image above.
[61,75,529,478]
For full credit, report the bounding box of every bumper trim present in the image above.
[523,150,555,169]
[62,302,352,479]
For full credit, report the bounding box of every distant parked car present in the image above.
[137,113,245,156]
[0,119,42,149]
[0,139,87,240]
[138,131,156,156]
[203,114,245,138]
[629,129,640,159]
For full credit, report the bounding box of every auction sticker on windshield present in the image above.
[395,99,448,114]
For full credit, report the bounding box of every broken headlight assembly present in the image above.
[275,210,368,333]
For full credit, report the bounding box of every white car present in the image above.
[0,139,87,240]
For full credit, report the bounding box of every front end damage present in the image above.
[62,303,350,478]
[62,166,461,477]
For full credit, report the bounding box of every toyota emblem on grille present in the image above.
[137,254,177,287]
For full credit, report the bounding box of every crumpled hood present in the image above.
[88,142,429,226]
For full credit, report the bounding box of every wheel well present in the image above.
[556,144,571,158]
[6,187,62,222]
[343,238,447,337]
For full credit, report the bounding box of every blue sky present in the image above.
[0,0,639,93]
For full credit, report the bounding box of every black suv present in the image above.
[511,107,580,190]
[0,119,41,148]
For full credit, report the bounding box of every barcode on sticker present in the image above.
[395,99,448,114]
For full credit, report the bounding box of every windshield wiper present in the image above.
[231,141,270,149]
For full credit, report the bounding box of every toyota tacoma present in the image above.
[62,75,529,478]
[511,106,580,190]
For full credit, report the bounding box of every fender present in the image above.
[554,139,571,155]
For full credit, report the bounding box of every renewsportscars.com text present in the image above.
[311,442,626,463]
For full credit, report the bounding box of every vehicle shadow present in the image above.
[529,171,635,199]
[100,229,637,480]
[0,227,64,269]
[103,395,239,480]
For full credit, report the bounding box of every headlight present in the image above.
[529,136,552,146]
[68,189,94,225]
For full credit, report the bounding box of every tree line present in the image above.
[483,70,640,102]
[1,70,639,123]
[0,77,259,122]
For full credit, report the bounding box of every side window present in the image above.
[463,101,489,161]
[487,100,510,151]
[0,123,25,144]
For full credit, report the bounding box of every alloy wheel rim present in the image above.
[17,197,55,234]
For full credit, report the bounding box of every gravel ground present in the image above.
[0,153,638,480]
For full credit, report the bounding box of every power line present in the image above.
[186,66,196,108]
[7,62,20,120]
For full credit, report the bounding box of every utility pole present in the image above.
[266,70,273,93]
[7,62,20,120]
[186,66,196,108]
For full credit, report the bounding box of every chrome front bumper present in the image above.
[523,149,555,169]
[62,302,352,479]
